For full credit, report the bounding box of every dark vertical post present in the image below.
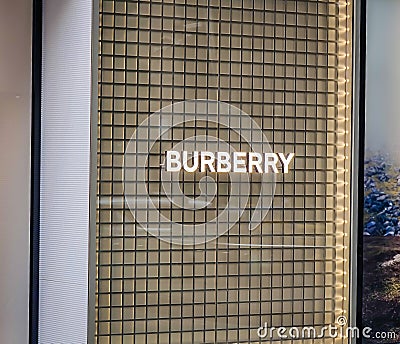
[30,0,42,343]
[355,0,367,342]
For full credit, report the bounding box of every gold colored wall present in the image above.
[96,1,352,343]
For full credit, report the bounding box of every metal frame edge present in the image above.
[350,0,366,343]
[88,0,100,342]
[29,1,42,343]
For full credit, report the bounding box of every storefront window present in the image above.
[96,1,352,342]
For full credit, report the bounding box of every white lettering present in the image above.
[165,151,295,174]
[277,327,287,338]
[264,153,279,173]
[278,153,295,173]
[200,151,215,172]
[248,152,263,173]
[362,327,372,339]
[182,151,199,172]
[165,151,181,171]
[233,152,247,173]
[216,151,231,172]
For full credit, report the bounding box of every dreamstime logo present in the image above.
[256,316,398,341]
[123,100,293,245]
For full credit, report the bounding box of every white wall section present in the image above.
[39,0,92,342]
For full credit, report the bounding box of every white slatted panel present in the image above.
[39,0,92,342]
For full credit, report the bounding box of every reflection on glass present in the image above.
[96,0,352,343]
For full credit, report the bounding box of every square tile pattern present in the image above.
[96,0,352,343]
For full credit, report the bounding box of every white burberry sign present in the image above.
[165,151,295,174]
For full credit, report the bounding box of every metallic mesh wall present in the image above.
[96,0,352,343]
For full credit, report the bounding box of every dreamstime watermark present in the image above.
[123,100,289,245]
[256,316,398,341]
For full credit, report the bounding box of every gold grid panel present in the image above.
[96,0,352,343]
